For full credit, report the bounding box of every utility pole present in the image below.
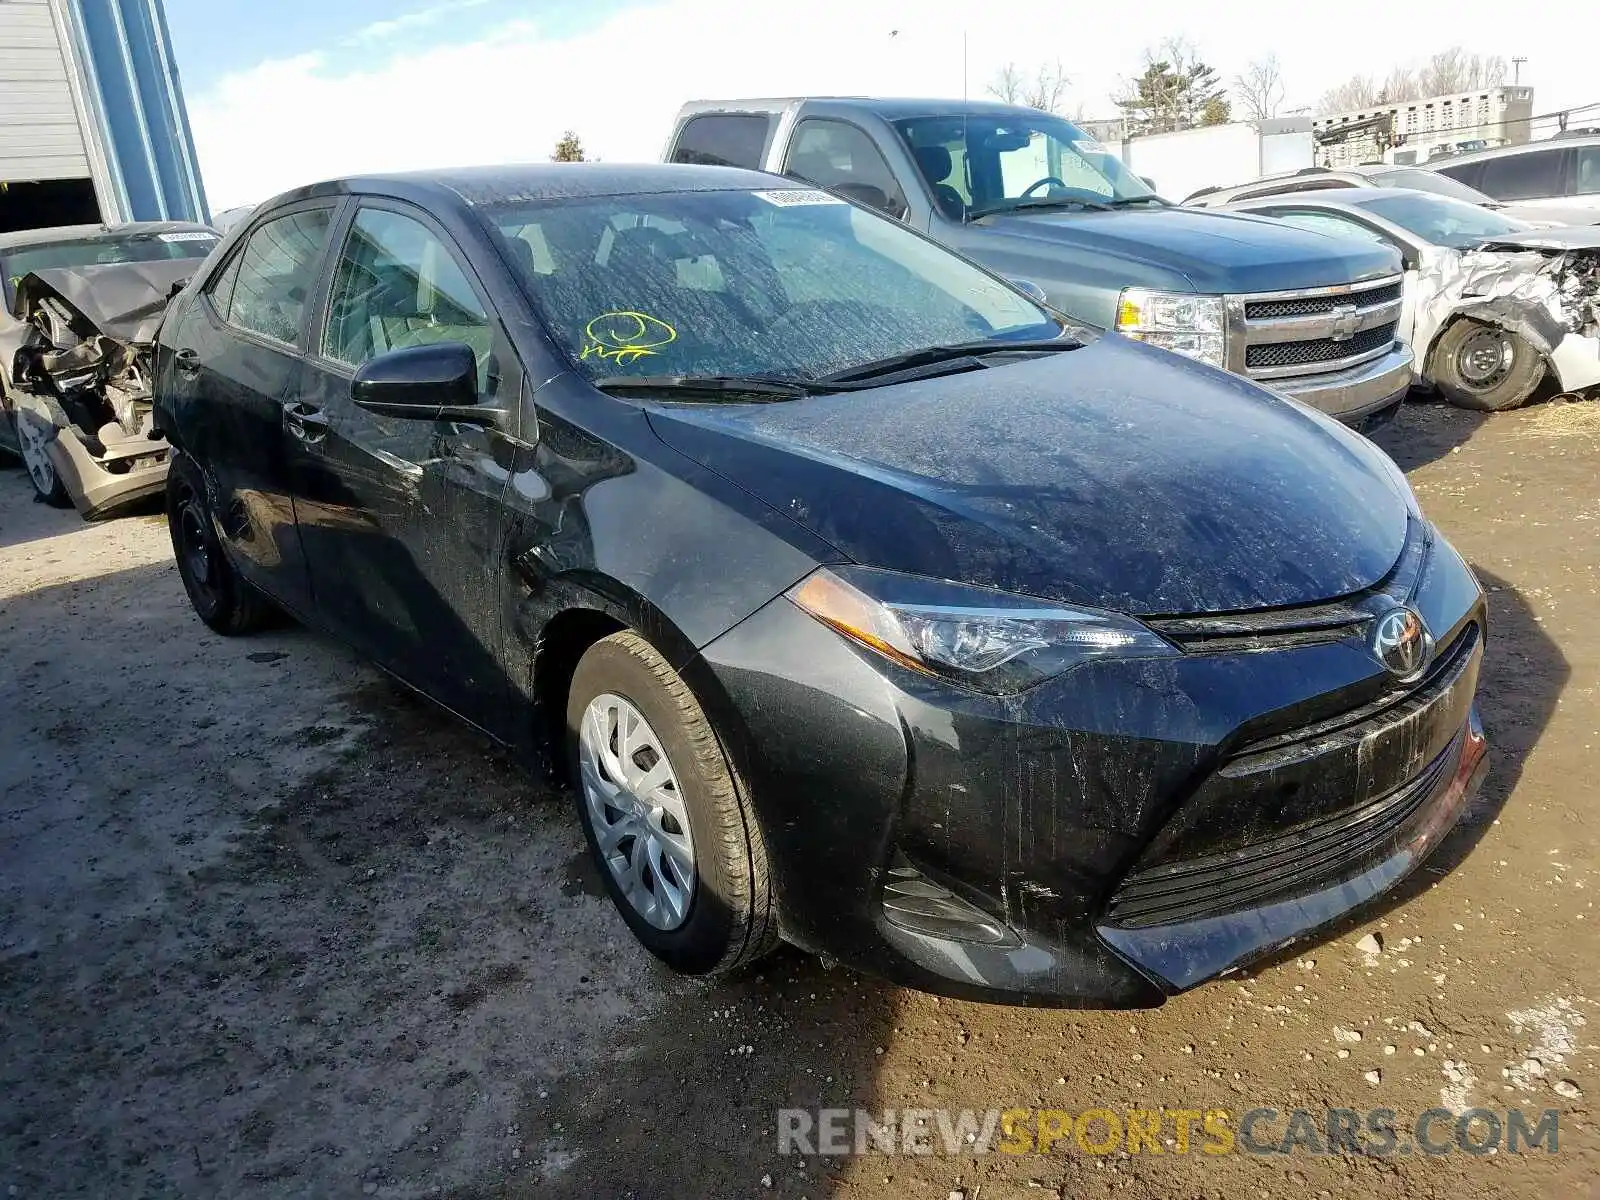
[1511,56,1526,84]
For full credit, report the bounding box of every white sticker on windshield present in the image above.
[1072,138,1110,155]
[158,231,218,243]
[753,189,845,207]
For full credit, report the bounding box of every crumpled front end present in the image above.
[1415,241,1600,396]
[6,264,194,516]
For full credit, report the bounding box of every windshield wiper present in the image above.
[594,374,825,400]
[1107,195,1169,208]
[967,196,1115,219]
[817,337,1082,385]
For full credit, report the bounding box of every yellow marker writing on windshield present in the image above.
[581,311,677,365]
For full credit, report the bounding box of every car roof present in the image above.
[0,220,215,253]
[676,96,1074,122]
[1226,187,1437,215]
[256,162,794,215]
[1429,134,1600,166]
[1184,169,1370,204]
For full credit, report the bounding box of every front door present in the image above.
[292,202,520,735]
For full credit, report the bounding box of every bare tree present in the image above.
[987,63,1024,105]
[1319,74,1379,114]
[1418,48,1506,95]
[988,59,1070,112]
[1378,65,1419,103]
[1233,55,1285,121]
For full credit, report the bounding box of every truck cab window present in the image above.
[783,120,909,220]
[670,115,771,169]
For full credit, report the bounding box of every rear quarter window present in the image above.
[670,114,772,169]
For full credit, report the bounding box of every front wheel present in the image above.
[567,631,778,976]
[14,403,72,508]
[1430,320,1546,412]
[166,453,276,635]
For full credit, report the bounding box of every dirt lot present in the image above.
[1,401,1596,1200]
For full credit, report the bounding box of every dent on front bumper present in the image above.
[1264,343,1415,426]
[689,529,1488,1007]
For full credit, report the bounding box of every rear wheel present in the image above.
[1431,320,1546,412]
[14,403,71,508]
[166,453,276,635]
[567,631,778,976]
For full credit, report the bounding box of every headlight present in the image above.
[1115,287,1225,368]
[788,567,1177,695]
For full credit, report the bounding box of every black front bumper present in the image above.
[689,528,1489,1007]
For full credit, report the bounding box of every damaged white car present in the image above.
[1224,188,1600,411]
[1,222,219,516]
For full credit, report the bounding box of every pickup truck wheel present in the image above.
[166,453,276,635]
[14,403,72,508]
[1431,320,1546,412]
[567,631,779,976]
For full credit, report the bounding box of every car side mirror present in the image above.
[352,342,506,428]
[1007,277,1049,304]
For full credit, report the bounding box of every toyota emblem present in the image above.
[1370,604,1433,681]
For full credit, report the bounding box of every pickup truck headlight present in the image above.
[1115,288,1225,368]
[788,567,1177,695]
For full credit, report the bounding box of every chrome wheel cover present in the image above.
[578,693,696,930]
[15,407,57,497]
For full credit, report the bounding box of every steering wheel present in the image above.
[1020,176,1070,199]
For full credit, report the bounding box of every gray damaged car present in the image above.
[1222,189,1600,411]
[1,223,218,516]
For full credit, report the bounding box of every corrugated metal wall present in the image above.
[0,0,93,182]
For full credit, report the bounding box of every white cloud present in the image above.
[188,0,1599,211]
[344,0,493,46]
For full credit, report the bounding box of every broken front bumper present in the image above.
[1266,343,1415,427]
[38,414,170,518]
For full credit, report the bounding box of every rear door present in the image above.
[161,202,340,615]
[291,200,521,734]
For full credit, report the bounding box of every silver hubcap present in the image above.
[1456,328,1514,390]
[578,694,696,930]
[15,408,56,496]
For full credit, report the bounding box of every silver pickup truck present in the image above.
[665,97,1416,426]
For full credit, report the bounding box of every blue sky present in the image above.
[165,0,1597,211]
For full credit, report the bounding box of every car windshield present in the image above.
[1365,169,1497,206]
[484,188,1064,386]
[1348,193,1530,248]
[893,113,1158,217]
[2,230,218,307]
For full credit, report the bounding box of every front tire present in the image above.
[14,403,72,508]
[567,631,778,976]
[166,453,276,635]
[1430,320,1546,412]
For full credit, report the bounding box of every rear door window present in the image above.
[1474,149,1566,201]
[784,120,909,219]
[220,207,335,344]
[670,114,771,168]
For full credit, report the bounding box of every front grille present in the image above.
[1246,323,1397,370]
[1102,730,1460,929]
[1102,623,1479,930]
[1245,282,1402,320]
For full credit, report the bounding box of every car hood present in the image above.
[644,339,1410,617]
[973,206,1402,293]
[11,260,199,345]
[1500,203,1600,229]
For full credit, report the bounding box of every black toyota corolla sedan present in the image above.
[153,164,1488,1007]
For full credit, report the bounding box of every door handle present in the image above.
[283,403,330,444]
[174,347,201,376]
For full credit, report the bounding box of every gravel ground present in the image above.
[1,401,1595,1199]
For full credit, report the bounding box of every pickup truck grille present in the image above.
[1227,275,1405,382]
[1246,324,1396,370]
[1244,282,1403,321]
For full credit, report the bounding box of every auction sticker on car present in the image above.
[158,231,218,242]
[753,189,845,207]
